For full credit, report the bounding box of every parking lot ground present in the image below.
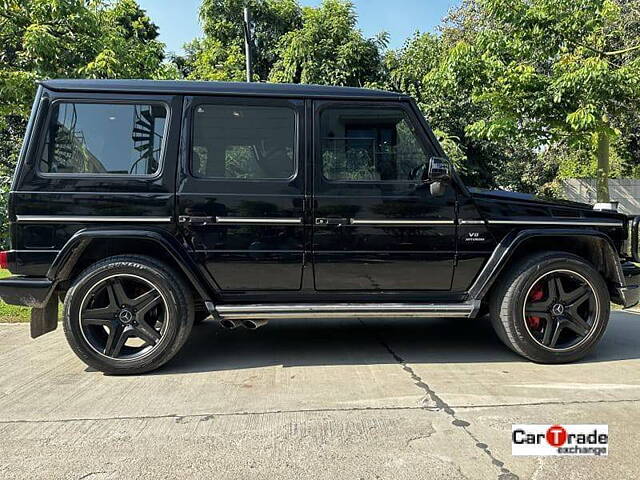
[1,311,640,480]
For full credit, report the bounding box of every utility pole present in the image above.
[242,7,253,82]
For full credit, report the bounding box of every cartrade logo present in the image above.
[512,424,608,456]
[546,425,567,447]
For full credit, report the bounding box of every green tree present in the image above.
[0,0,167,248]
[466,0,640,201]
[177,37,246,81]
[0,0,166,146]
[384,28,550,192]
[80,0,165,79]
[196,0,302,81]
[190,0,385,86]
[269,0,387,86]
[1,0,165,123]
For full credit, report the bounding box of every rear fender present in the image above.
[48,228,216,302]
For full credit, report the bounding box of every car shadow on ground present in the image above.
[151,311,640,375]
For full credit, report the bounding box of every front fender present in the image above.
[466,228,633,306]
[47,228,216,302]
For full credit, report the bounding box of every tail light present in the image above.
[0,251,8,270]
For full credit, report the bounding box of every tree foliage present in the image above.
[188,0,385,86]
[268,0,388,86]
[193,0,302,81]
[177,37,246,81]
[381,0,640,197]
[0,0,167,248]
[383,24,548,192]
[0,0,168,159]
[2,0,640,205]
[465,0,640,200]
[1,0,165,123]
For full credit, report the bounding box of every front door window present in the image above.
[320,108,429,182]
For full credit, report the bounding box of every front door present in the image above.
[177,96,305,291]
[312,101,457,291]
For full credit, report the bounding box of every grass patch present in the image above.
[0,269,31,323]
[0,302,31,323]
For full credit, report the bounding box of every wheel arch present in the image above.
[468,228,627,306]
[48,229,217,303]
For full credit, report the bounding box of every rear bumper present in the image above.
[0,276,55,308]
[618,261,640,308]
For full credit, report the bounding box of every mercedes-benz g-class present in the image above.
[1,79,639,374]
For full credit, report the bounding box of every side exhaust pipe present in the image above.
[241,319,269,330]
[219,319,241,330]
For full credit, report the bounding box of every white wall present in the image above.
[562,179,640,214]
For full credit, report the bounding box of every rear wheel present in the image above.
[490,251,609,363]
[63,255,194,374]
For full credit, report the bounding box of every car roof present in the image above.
[40,79,409,101]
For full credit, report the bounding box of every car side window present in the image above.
[39,102,167,175]
[191,104,296,180]
[320,107,434,182]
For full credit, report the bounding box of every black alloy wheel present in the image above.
[63,255,194,374]
[79,274,168,360]
[523,269,598,351]
[489,251,610,363]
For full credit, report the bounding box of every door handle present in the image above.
[179,215,215,225]
[315,217,349,226]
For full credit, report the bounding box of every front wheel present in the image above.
[62,255,194,374]
[489,252,610,363]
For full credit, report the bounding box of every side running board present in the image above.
[212,302,480,320]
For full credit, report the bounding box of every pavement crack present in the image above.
[1,398,639,427]
[78,472,107,480]
[452,398,640,409]
[0,405,426,426]
[360,319,519,480]
[405,433,433,447]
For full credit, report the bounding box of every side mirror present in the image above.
[427,157,451,182]
[425,157,451,197]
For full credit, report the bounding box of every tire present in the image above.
[62,255,194,374]
[489,251,610,363]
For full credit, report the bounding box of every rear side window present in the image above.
[191,104,296,180]
[39,102,167,175]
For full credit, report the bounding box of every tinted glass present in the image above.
[320,107,432,182]
[40,103,167,175]
[192,104,295,179]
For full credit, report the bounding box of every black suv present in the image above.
[1,79,639,374]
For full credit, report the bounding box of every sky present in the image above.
[137,0,461,55]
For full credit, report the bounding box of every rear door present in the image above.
[11,91,178,277]
[177,96,305,292]
[312,100,457,291]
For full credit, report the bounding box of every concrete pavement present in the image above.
[1,311,640,479]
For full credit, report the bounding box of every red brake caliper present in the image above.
[527,283,544,330]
